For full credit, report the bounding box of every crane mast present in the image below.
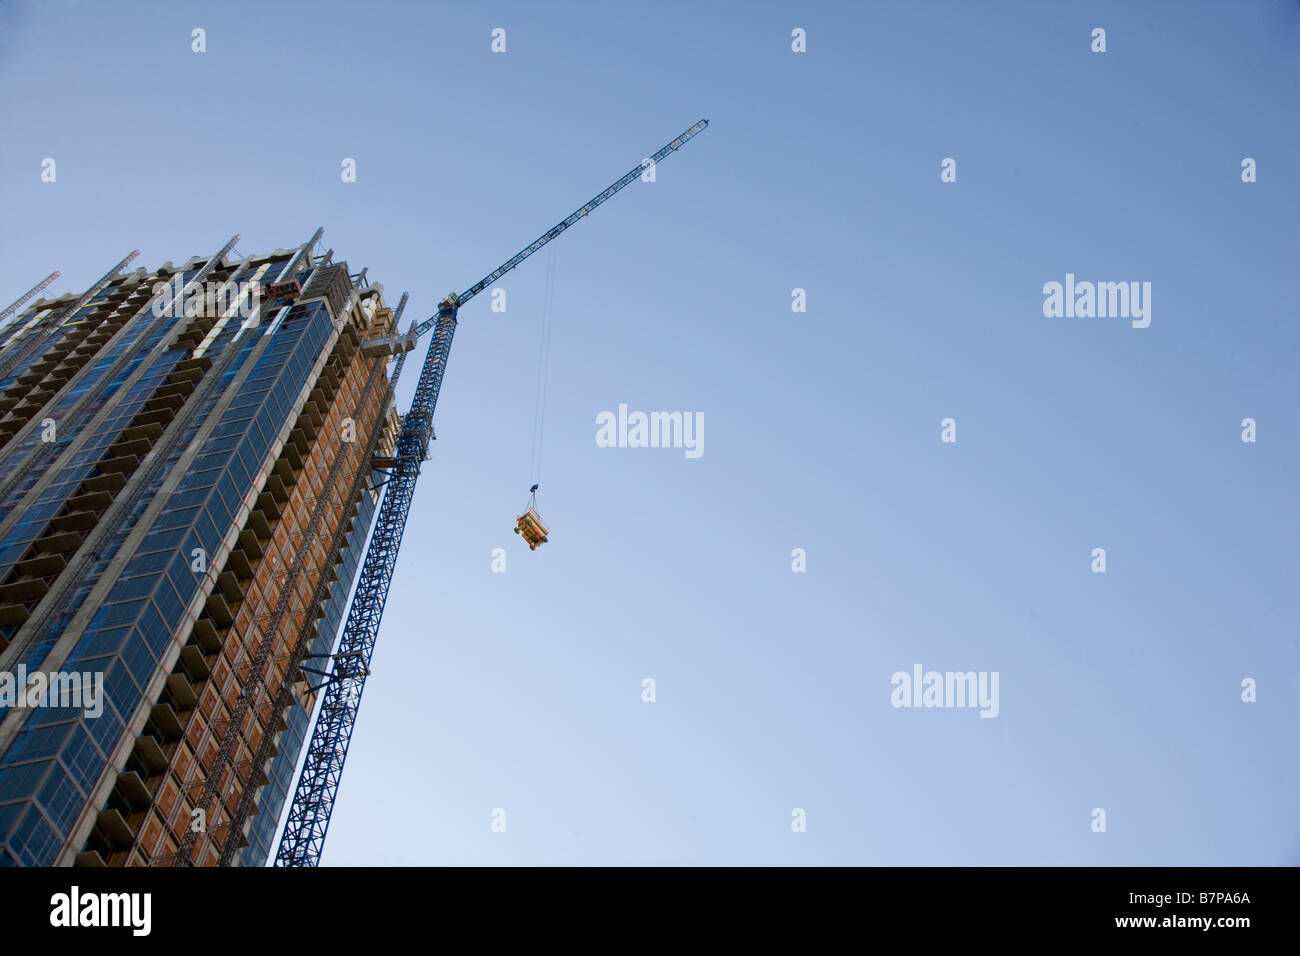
[0,271,60,328]
[275,119,708,866]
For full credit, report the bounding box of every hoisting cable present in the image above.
[527,243,557,491]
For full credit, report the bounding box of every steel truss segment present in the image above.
[412,119,708,338]
[275,311,457,866]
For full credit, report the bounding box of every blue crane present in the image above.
[274,119,709,866]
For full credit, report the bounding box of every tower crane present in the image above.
[274,118,709,866]
[0,270,60,328]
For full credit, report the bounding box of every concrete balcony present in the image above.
[0,577,48,603]
[107,437,152,459]
[191,618,221,654]
[150,702,184,741]
[152,381,191,400]
[205,592,234,628]
[165,367,203,387]
[132,408,175,428]
[179,644,211,681]
[95,454,140,475]
[256,493,281,521]
[133,736,169,773]
[264,474,289,504]
[119,422,165,443]
[289,428,311,457]
[226,548,254,580]
[246,510,272,539]
[280,442,303,471]
[115,770,153,809]
[81,472,126,494]
[295,414,317,442]
[0,605,29,627]
[15,553,66,578]
[174,355,212,374]
[172,328,204,349]
[237,530,263,559]
[164,673,198,711]
[273,458,296,488]
[66,490,114,513]
[216,570,243,604]
[32,530,81,554]
[49,511,97,534]
[94,808,139,849]
[142,393,184,414]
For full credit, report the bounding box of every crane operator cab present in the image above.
[515,484,548,550]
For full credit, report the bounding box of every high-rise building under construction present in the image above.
[0,233,404,866]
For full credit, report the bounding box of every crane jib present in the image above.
[412,120,707,338]
[447,119,707,313]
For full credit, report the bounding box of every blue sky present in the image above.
[1,0,1297,865]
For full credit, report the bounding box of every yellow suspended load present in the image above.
[515,485,548,550]
[515,506,548,550]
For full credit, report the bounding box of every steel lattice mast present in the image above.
[0,271,60,327]
[275,119,709,866]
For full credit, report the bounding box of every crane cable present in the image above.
[527,243,557,494]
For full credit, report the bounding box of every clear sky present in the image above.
[1,0,1296,865]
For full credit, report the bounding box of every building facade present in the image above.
[0,234,404,866]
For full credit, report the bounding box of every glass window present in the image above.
[75,625,132,659]
[37,763,84,833]
[93,599,145,630]
[153,505,200,533]
[152,578,184,631]
[119,634,157,686]
[59,727,104,796]
[135,604,170,658]
[0,759,54,803]
[11,805,59,865]
[99,658,141,723]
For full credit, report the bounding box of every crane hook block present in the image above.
[514,506,549,550]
